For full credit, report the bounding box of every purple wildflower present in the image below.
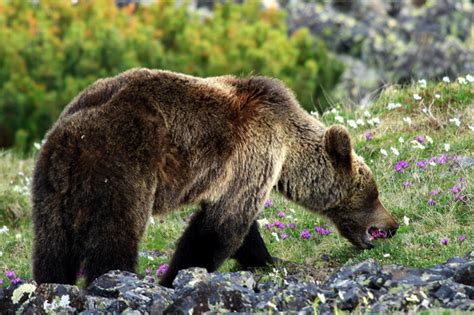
[5,271,15,280]
[403,181,412,188]
[288,223,296,230]
[416,160,427,169]
[156,264,169,277]
[273,220,285,229]
[0,279,3,286]
[451,185,461,194]
[145,267,152,276]
[440,238,449,246]
[11,278,22,285]
[427,198,436,206]
[369,228,388,240]
[264,223,273,230]
[415,135,425,144]
[394,160,409,172]
[264,199,273,208]
[300,229,312,239]
[455,194,466,202]
[430,189,441,196]
[281,233,289,240]
[365,132,374,141]
[437,154,448,164]
[458,177,465,182]
[277,211,286,218]
[314,226,331,235]
[458,235,466,242]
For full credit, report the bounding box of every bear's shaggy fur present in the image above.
[32,69,398,287]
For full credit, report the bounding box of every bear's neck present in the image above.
[276,124,349,212]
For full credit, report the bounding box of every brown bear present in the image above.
[31,68,399,288]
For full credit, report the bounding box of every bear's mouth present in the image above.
[360,226,397,249]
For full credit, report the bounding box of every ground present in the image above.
[0,77,473,287]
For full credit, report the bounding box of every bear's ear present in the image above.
[324,125,353,170]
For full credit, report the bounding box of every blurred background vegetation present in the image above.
[0,0,343,153]
[0,0,472,153]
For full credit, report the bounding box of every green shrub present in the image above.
[0,0,343,151]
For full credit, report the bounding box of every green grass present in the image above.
[0,79,473,287]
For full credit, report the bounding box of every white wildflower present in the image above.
[147,255,155,261]
[421,107,428,113]
[429,160,436,166]
[271,232,280,242]
[331,108,339,114]
[390,147,399,156]
[466,74,474,83]
[458,77,467,85]
[387,102,402,110]
[413,94,422,101]
[33,142,41,150]
[411,140,425,150]
[383,253,391,258]
[434,93,441,99]
[356,119,365,126]
[418,79,427,88]
[148,217,155,225]
[442,76,450,83]
[310,111,319,117]
[371,117,381,125]
[398,136,405,144]
[0,225,9,234]
[380,149,388,157]
[317,292,326,303]
[15,233,21,240]
[444,143,451,152]
[449,118,461,127]
[335,115,344,123]
[403,117,412,124]
[469,125,474,131]
[403,215,410,226]
[363,110,371,118]
[289,208,295,213]
[347,120,358,128]
[12,283,36,304]
[43,300,57,312]
[426,135,433,144]
[257,218,270,227]
[59,295,70,308]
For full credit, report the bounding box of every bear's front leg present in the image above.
[159,200,259,288]
[231,220,274,268]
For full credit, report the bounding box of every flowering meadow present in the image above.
[0,77,473,287]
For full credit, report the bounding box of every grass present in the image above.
[0,79,473,287]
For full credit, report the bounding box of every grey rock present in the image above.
[3,252,474,314]
[454,262,474,286]
[286,0,474,104]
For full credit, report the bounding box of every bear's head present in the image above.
[323,125,399,249]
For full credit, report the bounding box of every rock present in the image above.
[337,286,362,311]
[172,267,209,291]
[2,252,474,313]
[87,270,173,313]
[165,280,255,313]
[454,262,474,286]
[286,0,474,104]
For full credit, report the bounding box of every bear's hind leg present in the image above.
[82,225,141,285]
[32,223,80,285]
[231,220,274,268]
